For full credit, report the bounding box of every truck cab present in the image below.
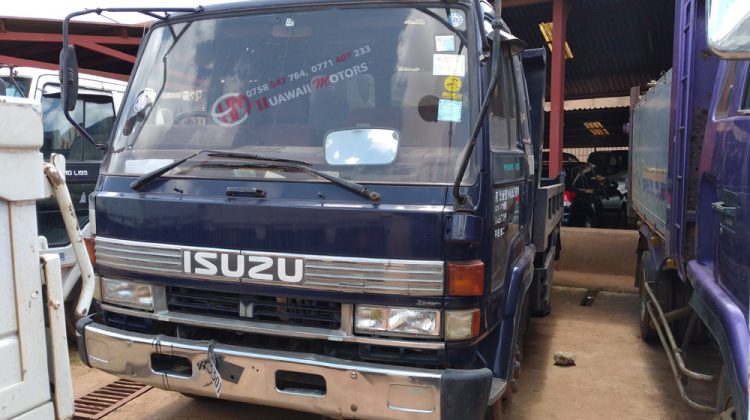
[68,1,562,418]
[1,65,126,309]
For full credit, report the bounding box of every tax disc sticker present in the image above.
[437,99,462,122]
[443,76,462,92]
[447,11,465,28]
[435,35,456,52]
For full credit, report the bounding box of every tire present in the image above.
[485,387,512,420]
[617,204,627,228]
[716,368,737,419]
[638,250,672,343]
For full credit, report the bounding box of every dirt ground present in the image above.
[71,280,720,419]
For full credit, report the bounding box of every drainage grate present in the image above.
[579,289,600,306]
[73,379,151,419]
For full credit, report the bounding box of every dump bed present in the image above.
[631,70,672,237]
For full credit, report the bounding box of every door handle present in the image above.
[711,201,736,217]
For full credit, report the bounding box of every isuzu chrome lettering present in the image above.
[183,250,304,283]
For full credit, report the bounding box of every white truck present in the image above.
[1,65,125,328]
[0,95,95,419]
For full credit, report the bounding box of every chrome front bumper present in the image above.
[77,320,502,420]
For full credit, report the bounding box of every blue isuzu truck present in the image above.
[59,0,562,418]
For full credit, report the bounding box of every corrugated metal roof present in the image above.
[543,106,630,148]
[505,0,675,100]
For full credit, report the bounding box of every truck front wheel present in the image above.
[716,368,736,419]
[485,389,512,420]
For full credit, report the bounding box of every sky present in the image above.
[2,0,230,24]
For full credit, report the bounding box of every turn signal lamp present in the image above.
[447,260,484,296]
[84,237,96,265]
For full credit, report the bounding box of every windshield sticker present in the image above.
[245,45,371,100]
[404,18,426,25]
[433,54,466,77]
[447,11,465,29]
[285,18,295,27]
[442,76,463,100]
[435,35,456,52]
[443,76,462,92]
[212,93,251,126]
[442,92,463,100]
[437,99,462,122]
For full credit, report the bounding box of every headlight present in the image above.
[355,305,440,338]
[101,278,154,310]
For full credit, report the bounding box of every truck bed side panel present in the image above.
[631,70,672,236]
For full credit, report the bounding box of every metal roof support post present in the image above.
[549,0,569,180]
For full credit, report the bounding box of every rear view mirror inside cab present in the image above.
[272,17,312,38]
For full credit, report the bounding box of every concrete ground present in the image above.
[513,285,718,420]
[70,285,719,419]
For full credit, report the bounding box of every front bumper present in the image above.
[77,319,502,419]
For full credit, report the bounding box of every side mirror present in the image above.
[707,0,750,59]
[499,29,527,56]
[59,45,79,111]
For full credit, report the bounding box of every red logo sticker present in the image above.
[211,93,251,126]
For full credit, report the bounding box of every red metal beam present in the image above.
[0,31,141,45]
[0,55,128,81]
[75,39,136,63]
[548,0,570,179]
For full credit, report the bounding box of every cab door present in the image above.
[711,62,750,311]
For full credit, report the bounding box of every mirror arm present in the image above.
[61,11,105,151]
[60,7,202,151]
[452,18,503,211]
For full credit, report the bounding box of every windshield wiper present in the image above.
[128,150,382,202]
[130,149,311,191]
[201,162,381,203]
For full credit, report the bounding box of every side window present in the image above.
[41,93,115,161]
[742,64,750,112]
[489,46,518,150]
[716,61,739,119]
[512,55,530,144]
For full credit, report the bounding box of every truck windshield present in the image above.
[105,6,477,185]
[0,76,31,97]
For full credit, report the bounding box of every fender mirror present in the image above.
[59,45,79,111]
[707,0,750,59]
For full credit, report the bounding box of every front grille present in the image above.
[95,237,445,296]
[166,287,341,330]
